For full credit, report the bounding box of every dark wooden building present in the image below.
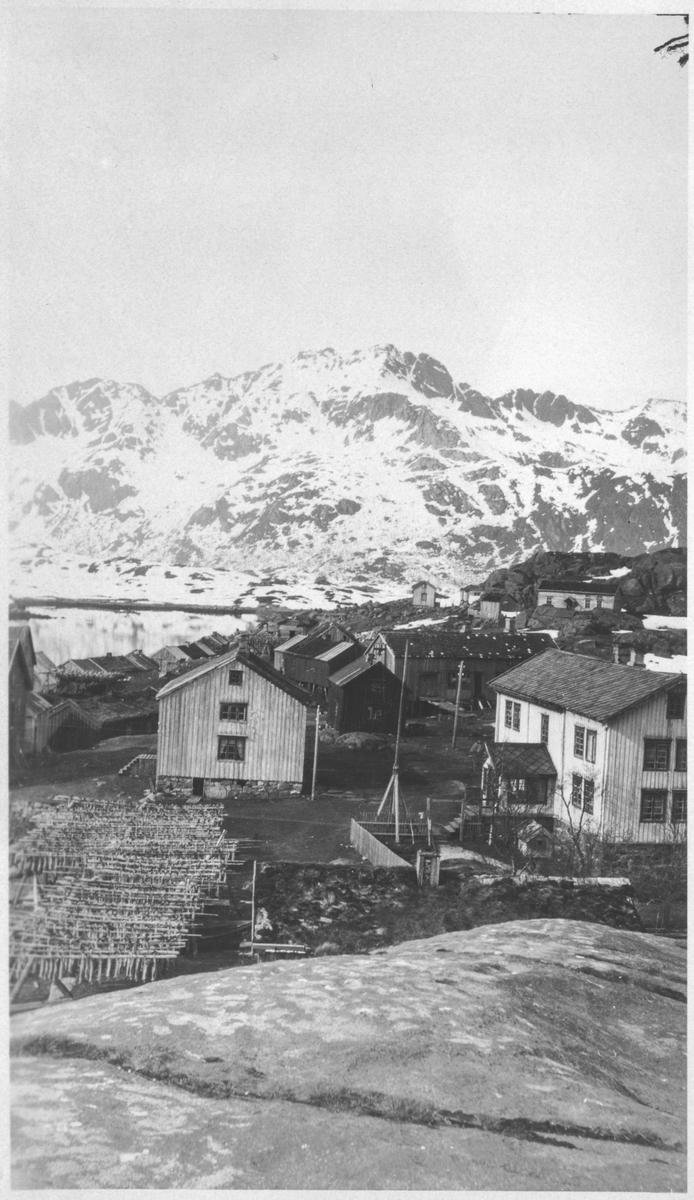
[274,621,362,688]
[156,647,312,799]
[9,624,35,764]
[327,657,407,735]
[367,628,556,708]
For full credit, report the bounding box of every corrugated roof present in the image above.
[490,649,684,722]
[315,642,355,662]
[376,629,555,659]
[274,631,311,654]
[157,646,313,705]
[486,741,557,777]
[537,578,620,595]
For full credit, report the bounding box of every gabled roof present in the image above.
[25,691,54,716]
[9,623,36,671]
[329,655,406,689]
[375,629,555,659]
[125,650,159,671]
[490,648,685,723]
[154,645,193,661]
[274,631,311,654]
[486,741,557,777]
[413,580,436,589]
[156,646,314,705]
[537,578,620,595]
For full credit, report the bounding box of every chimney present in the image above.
[629,648,645,668]
[238,632,250,651]
[504,615,516,633]
[613,645,621,664]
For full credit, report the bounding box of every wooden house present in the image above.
[23,694,99,755]
[486,649,686,845]
[327,657,406,735]
[412,580,437,608]
[273,621,361,685]
[151,645,196,676]
[367,628,555,708]
[9,624,35,763]
[459,585,483,607]
[479,592,521,622]
[536,578,620,611]
[156,647,312,800]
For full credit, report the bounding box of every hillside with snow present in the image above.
[9,346,686,605]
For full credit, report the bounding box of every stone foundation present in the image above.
[156,775,303,801]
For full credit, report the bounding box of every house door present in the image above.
[192,777,204,796]
[418,671,439,696]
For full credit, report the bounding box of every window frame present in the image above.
[571,774,583,807]
[217,735,247,762]
[585,728,597,764]
[540,713,549,744]
[671,790,686,823]
[640,789,667,824]
[228,669,244,686]
[219,701,248,722]
[675,739,687,771]
[574,725,585,758]
[583,778,595,815]
[666,691,686,720]
[643,739,671,772]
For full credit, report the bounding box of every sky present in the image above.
[7,9,688,410]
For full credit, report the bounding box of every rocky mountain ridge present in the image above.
[9,346,686,600]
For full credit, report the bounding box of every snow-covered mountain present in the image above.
[9,346,686,605]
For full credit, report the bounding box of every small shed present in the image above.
[327,657,407,735]
[412,580,437,608]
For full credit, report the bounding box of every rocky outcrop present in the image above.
[11,920,686,1191]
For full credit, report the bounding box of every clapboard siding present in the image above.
[158,660,307,782]
[603,692,687,843]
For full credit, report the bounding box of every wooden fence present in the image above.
[350,819,413,869]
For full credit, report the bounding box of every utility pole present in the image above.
[376,640,409,844]
[310,705,321,803]
[451,659,464,748]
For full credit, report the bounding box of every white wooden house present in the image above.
[459,585,483,607]
[536,578,619,611]
[156,647,312,800]
[484,648,686,844]
[412,580,437,608]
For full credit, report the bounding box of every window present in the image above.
[219,702,247,722]
[583,779,595,815]
[366,706,384,721]
[540,713,549,744]
[666,691,686,720]
[596,597,603,608]
[584,598,592,610]
[217,735,246,761]
[671,790,686,823]
[228,670,244,686]
[504,700,520,731]
[675,740,687,771]
[585,729,597,764]
[571,774,583,807]
[643,739,671,771]
[574,726,585,758]
[370,679,386,699]
[640,789,667,823]
[447,669,460,689]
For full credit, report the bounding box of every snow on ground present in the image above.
[642,615,688,631]
[644,654,688,674]
[393,617,451,629]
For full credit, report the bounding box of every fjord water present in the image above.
[27,607,252,665]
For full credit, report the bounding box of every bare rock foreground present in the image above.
[11,918,686,1191]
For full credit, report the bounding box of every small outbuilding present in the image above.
[412,580,437,608]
